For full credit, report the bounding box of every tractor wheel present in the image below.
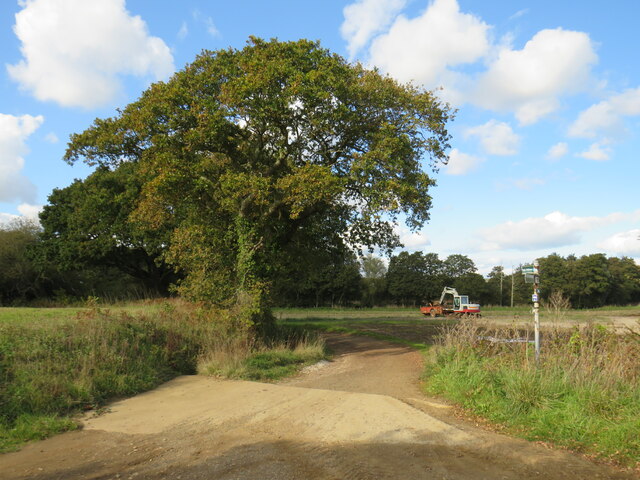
[430,310,437,318]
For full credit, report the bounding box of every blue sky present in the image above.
[1,0,638,274]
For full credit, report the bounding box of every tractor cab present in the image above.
[453,294,480,314]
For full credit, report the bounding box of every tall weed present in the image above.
[424,320,640,467]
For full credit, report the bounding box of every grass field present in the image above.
[0,302,166,325]
[0,301,325,452]
[276,304,640,347]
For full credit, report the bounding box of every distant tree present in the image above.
[538,253,568,302]
[510,265,532,305]
[270,224,362,307]
[37,163,176,295]
[422,252,446,301]
[442,254,476,280]
[0,219,41,304]
[64,37,453,325]
[361,254,387,306]
[571,254,612,308]
[386,252,428,306]
[453,273,490,305]
[607,256,640,305]
[362,254,387,279]
[486,266,506,306]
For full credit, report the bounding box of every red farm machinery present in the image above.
[420,287,481,318]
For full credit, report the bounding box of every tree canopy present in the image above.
[63,38,453,323]
[37,162,175,294]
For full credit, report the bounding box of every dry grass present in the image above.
[198,328,326,379]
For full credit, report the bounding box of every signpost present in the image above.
[523,261,541,362]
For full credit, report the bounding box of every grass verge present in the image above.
[0,302,326,452]
[423,320,640,468]
[198,324,327,380]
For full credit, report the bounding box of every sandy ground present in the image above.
[1,334,636,480]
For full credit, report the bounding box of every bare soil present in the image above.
[1,334,636,480]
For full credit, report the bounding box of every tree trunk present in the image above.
[234,216,274,330]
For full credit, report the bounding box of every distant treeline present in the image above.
[351,251,640,309]
[1,219,638,308]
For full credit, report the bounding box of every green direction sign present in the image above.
[522,266,536,274]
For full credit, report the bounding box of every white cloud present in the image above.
[204,17,219,37]
[508,9,529,21]
[480,210,638,251]
[546,142,568,159]
[8,0,174,108]
[495,176,545,191]
[568,87,640,138]
[350,1,597,123]
[577,141,612,161]
[192,9,221,38]
[512,177,545,190]
[445,148,483,175]
[395,224,431,251]
[0,212,19,225]
[0,203,43,226]
[473,28,598,125]
[464,120,520,155]
[367,0,490,87]
[178,21,188,40]
[17,203,43,220]
[598,229,640,256]
[341,0,407,58]
[0,113,42,203]
[44,132,59,144]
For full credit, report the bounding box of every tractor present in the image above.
[420,287,481,318]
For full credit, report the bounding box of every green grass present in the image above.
[0,307,86,324]
[291,321,432,350]
[0,301,166,325]
[423,321,640,468]
[276,304,640,329]
[0,415,78,452]
[0,305,203,451]
[244,344,326,380]
[197,326,327,381]
[482,304,640,323]
[0,302,327,452]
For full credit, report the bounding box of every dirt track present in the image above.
[1,334,636,479]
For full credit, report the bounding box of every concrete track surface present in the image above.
[1,334,636,480]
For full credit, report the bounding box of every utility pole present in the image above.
[510,265,514,308]
[499,266,503,307]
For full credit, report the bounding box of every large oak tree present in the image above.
[64,38,453,324]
